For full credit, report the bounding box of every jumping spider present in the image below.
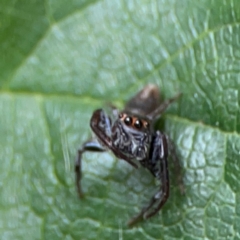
[75,84,182,226]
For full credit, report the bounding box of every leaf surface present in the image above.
[0,0,240,239]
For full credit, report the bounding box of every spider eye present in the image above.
[134,119,142,129]
[124,116,132,125]
[145,121,149,128]
[119,113,123,118]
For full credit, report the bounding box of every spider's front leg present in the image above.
[128,131,169,226]
[75,140,106,198]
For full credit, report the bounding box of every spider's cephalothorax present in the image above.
[75,84,183,226]
[113,112,152,161]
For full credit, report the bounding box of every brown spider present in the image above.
[75,84,183,226]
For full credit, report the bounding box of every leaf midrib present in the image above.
[1,90,239,137]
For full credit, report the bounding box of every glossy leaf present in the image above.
[0,0,240,239]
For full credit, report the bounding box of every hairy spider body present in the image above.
[75,84,182,226]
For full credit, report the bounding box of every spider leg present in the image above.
[90,109,139,169]
[75,140,106,198]
[128,132,169,226]
[144,148,169,219]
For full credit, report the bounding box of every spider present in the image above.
[75,84,183,226]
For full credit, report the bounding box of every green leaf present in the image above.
[1,0,240,239]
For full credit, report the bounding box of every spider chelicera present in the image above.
[75,84,183,226]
